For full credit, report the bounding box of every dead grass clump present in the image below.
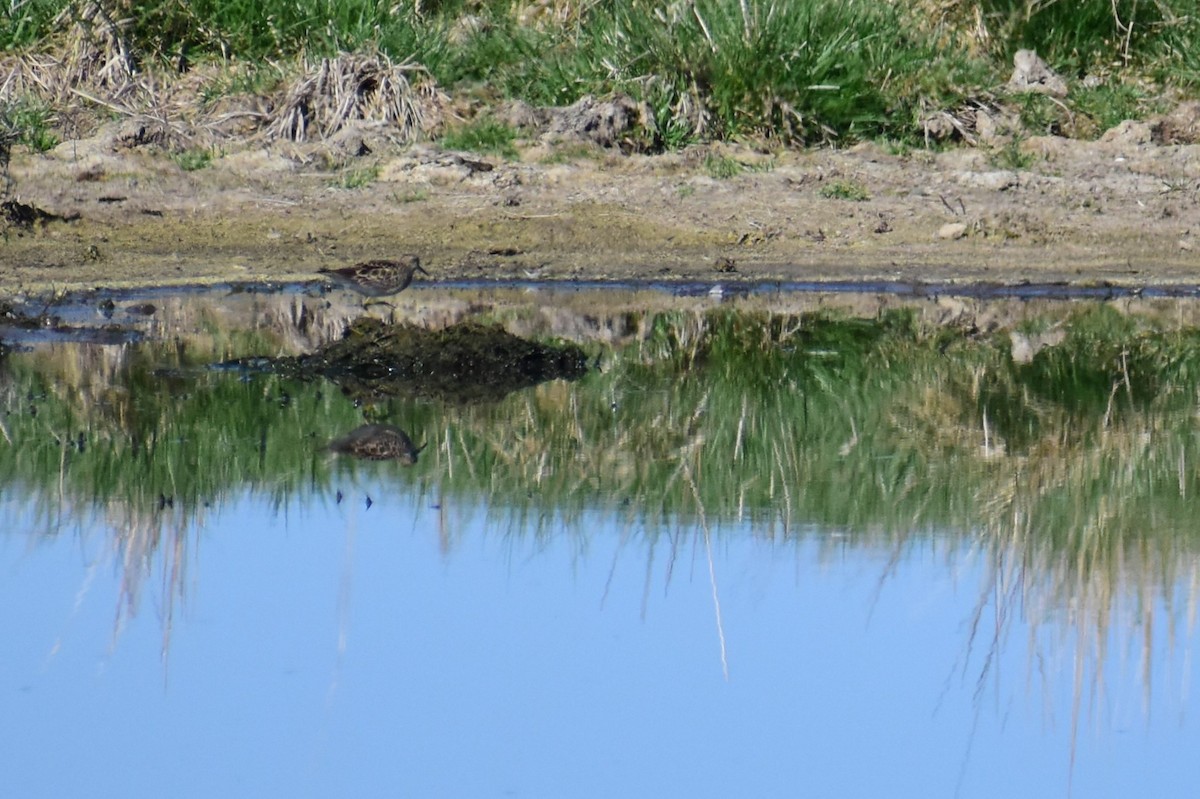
[269,52,445,143]
[0,2,265,152]
[55,0,139,91]
[0,1,142,144]
[0,54,65,105]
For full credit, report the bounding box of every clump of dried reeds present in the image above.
[0,0,142,145]
[0,1,247,151]
[0,0,140,105]
[54,0,139,92]
[269,51,443,143]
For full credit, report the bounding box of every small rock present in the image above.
[1100,120,1153,146]
[1156,101,1200,145]
[543,94,648,148]
[1007,49,1068,97]
[496,100,546,132]
[957,170,1019,191]
[921,112,959,143]
[938,222,968,240]
[974,110,1002,144]
[216,148,295,177]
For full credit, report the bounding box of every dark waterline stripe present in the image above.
[15,277,1200,308]
[410,278,1200,301]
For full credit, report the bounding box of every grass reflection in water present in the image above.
[1,292,1198,738]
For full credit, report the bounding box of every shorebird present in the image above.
[326,424,426,464]
[319,256,428,298]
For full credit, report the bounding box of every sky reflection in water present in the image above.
[3,483,1196,799]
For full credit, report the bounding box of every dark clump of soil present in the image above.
[280,317,590,402]
[2,199,78,228]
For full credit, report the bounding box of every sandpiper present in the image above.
[319,256,428,298]
[326,424,426,464]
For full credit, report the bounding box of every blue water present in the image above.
[3,482,1196,799]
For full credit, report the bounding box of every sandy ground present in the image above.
[3,121,1200,292]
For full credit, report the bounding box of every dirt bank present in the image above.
[3,121,1200,292]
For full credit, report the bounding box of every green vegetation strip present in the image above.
[2,303,1200,547]
[2,0,1199,148]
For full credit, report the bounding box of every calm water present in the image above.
[2,284,1198,798]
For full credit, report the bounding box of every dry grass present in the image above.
[2,7,451,151]
[56,0,138,88]
[268,51,446,143]
[0,1,137,103]
[0,1,182,147]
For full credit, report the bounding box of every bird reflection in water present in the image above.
[326,424,425,465]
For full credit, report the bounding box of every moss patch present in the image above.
[281,317,590,402]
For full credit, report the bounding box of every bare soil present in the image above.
[4,120,1200,292]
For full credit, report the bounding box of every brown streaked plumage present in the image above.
[319,256,428,298]
[326,424,426,464]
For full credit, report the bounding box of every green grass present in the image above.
[590,0,960,143]
[127,0,392,62]
[972,0,1180,76]
[1013,93,1066,136]
[1070,82,1156,135]
[703,153,743,179]
[0,0,62,49]
[441,119,519,159]
[337,163,381,188]
[1,98,58,153]
[172,147,214,171]
[990,139,1036,170]
[539,142,602,164]
[819,179,870,201]
[702,152,774,179]
[2,0,1200,149]
[198,61,285,104]
[391,187,428,203]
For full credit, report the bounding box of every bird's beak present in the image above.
[416,266,429,275]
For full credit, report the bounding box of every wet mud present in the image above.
[4,129,1200,293]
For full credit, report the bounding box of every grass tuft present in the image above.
[819,179,870,201]
[391,187,429,203]
[441,118,519,159]
[270,51,440,142]
[338,163,381,189]
[703,153,742,179]
[990,139,1036,170]
[1,97,58,153]
[172,147,213,171]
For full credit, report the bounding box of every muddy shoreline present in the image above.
[3,124,1199,293]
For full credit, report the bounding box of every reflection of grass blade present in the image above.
[683,455,728,681]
